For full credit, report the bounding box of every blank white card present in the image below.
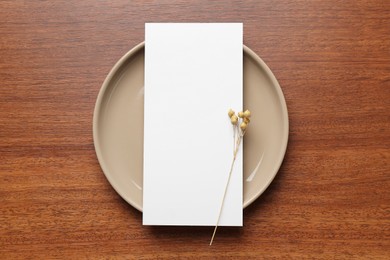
[143,23,243,226]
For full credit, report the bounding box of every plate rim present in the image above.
[93,42,289,212]
[242,45,289,208]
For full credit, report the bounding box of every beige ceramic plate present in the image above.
[93,42,288,212]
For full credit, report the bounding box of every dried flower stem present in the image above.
[210,124,245,246]
[210,109,250,246]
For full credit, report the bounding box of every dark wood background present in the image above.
[1,1,389,258]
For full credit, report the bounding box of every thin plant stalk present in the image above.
[210,109,250,246]
[210,127,243,246]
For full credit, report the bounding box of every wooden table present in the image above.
[1,1,389,258]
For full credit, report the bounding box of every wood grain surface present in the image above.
[1,0,389,259]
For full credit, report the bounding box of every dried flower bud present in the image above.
[230,115,238,125]
[228,109,235,118]
[240,122,247,130]
[244,110,251,118]
[238,111,244,118]
[244,117,250,124]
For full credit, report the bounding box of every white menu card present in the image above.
[143,23,243,226]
